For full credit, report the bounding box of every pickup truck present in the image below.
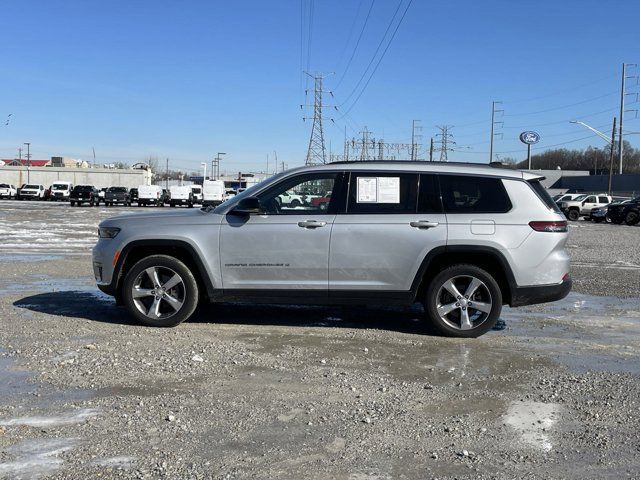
[0,183,17,199]
[560,193,612,221]
[104,187,131,206]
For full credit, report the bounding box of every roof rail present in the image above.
[327,160,513,169]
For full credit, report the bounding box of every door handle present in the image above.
[410,220,439,229]
[298,220,327,229]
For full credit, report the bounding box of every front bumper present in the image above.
[510,277,572,307]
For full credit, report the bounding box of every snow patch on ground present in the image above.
[504,401,560,452]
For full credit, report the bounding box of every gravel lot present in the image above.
[0,200,639,479]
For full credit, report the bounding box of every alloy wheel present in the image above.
[131,266,186,321]
[435,275,493,331]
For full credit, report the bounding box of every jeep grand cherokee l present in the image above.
[93,161,571,338]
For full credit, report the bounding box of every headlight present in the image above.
[98,227,120,239]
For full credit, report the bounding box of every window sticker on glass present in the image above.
[357,177,378,203]
[377,177,400,203]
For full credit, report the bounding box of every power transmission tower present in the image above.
[360,127,371,161]
[618,63,638,174]
[410,120,422,161]
[489,101,504,163]
[434,126,455,162]
[302,72,334,165]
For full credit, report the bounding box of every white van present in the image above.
[50,181,73,201]
[190,185,203,204]
[202,180,225,207]
[169,186,194,208]
[137,185,163,207]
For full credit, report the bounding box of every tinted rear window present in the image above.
[74,185,94,192]
[440,175,512,213]
[528,180,561,213]
[108,187,127,193]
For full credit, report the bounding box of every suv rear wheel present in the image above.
[122,255,199,327]
[567,209,580,221]
[625,210,639,226]
[424,264,502,338]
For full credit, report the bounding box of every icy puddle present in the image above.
[504,401,561,452]
[501,292,640,374]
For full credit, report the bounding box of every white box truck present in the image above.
[169,185,194,208]
[137,185,164,207]
[202,180,225,207]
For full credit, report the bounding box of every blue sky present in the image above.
[1,0,639,173]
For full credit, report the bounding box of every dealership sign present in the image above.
[519,131,540,145]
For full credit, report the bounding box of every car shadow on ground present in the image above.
[13,290,448,335]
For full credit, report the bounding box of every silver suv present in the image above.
[93,161,571,337]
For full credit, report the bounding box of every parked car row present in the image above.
[554,192,640,225]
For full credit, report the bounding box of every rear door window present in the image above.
[439,175,512,213]
[598,196,609,203]
[346,172,418,214]
[417,174,442,213]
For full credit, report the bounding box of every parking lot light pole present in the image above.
[201,162,207,182]
[569,120,616,195]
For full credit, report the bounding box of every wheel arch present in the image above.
[114,240,216,304]
[411,246,516,307]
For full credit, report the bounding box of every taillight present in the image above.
[529,221,568,232]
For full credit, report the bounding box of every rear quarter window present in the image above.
[439,175,512,214]
[528,180,561,213]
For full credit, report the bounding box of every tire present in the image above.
[625,210,640,226]
[605,214,612,223]
[122,255,199,327]
[70,201,75,207]
[566,209,580,221]
[290,199,301,208]
[424,264,502,338]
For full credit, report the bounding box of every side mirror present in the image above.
[231,196,261,215]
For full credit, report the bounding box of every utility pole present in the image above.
[429,137,434,162]
[608,117,617,195]
[618,63,638,174]
[24,142,31,183]
[273,151,278,174]
[18,147,22,160]
[302,72,334,165]
[434,126,455,162]
[489,101,504,163]
[411,120,422,161]
[165,158,169,190]
[378,139,384,160]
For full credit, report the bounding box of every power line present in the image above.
[339,0,413,116]
[503,92,618,117]
[334,0,376,91]
[338,0,403,107]
[503,73,618,104]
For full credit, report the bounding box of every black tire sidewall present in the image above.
[425,264,502,338]
[568,210,579,221]
[122,255,199,327]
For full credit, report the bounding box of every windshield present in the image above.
[108,187,127,193]
[24,184,39,189]
[0,184,9,188]
[573,195,588,201]
[52,184,69,190]
[192,187,202,193]
[210,173,282,213]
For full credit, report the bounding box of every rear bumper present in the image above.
[510,277,572,307]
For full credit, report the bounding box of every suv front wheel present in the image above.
[122,255,199,327]
[425,265,502,338]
